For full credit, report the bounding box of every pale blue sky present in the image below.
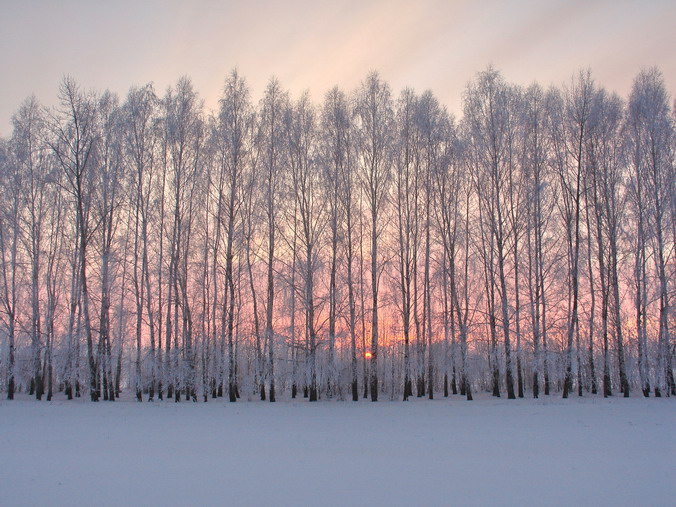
[1,0,674,135]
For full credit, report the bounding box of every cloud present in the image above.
[1,0,674,135]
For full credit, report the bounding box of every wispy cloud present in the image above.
[0,0,674,134]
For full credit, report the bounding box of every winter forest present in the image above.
[1,65,674,406]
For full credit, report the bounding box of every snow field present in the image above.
[0,395,674,506]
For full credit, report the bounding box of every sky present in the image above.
[1,0,675,136]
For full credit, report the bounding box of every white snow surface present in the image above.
[1,394,674,507]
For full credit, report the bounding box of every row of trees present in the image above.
[0,67,673,402]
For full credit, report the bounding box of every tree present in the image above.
[258,78,289,402]
[123,83,160,400]
[464,67,517,399]
[416,90,447,399]
[320,87,352,398]
[521,83,553,397]
[286,92,324,401]
[48,77,100,401]
[215,70,253,402]
[393,88,420,400]
[322,87,360,401]
[162,77,205,402]
[549,71,594,399]
[13,97,49,400]
[94,90,124,401]
[433,108,473,400]
[0,136,21,400]
[587,88,627,397]
[628,68,674,396]
[354,72,394,401]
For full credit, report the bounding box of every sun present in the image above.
[364,352,372,360]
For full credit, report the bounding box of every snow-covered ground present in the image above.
[1,394,674,507]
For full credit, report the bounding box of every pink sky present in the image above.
[1,0,674,135]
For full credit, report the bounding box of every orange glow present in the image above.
[364,352,372,360]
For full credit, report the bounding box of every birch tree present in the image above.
[215,70,253,402]
[354,72,393,401]
[258,78,289,402]
[464,68,517,399]
[123,83,160,400]
[0,136,21,400]
[13,97,49,400]
[320,87,351,398]
[286,92,325,401]
[393,88,420,400]
[628,68,674,396]
[48,77,100,401]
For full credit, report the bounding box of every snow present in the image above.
[1,395,674,506]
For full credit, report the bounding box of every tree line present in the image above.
[0,66,673,402]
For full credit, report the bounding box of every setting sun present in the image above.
[365,352,372,360]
